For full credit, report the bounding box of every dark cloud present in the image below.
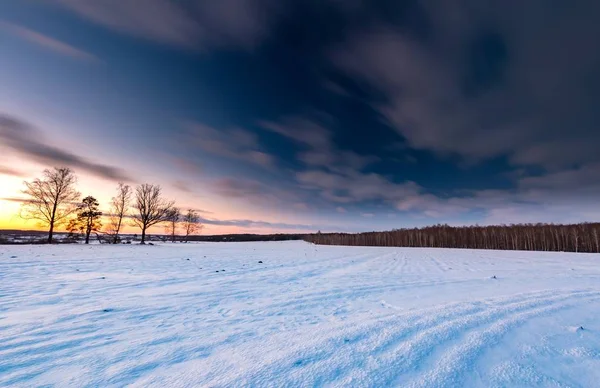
[332,0,600,170]
[0,114,133,182]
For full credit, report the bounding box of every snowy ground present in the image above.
[1,241,599,387]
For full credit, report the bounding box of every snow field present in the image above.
[0,241,599,387]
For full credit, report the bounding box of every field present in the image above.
[1,241,599,387]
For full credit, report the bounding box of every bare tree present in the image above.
[106,183,132,244]
[132,184,173,244]
[20,167,80,244]
[164,207,181,242]
[182,209,202,242]
[67,196,102,244]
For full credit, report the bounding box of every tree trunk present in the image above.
[141,227,147,244]
[48,221,54,244]
[113,217,122,244]
[85,227,91,245]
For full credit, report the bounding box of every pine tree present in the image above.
[68,196,103,244]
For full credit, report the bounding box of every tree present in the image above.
[132,184,173,244]
[164,207,181,242]
[182,209,202,242]
[106,183,132,244]
[67,196,102,244]
[20,167,80,244]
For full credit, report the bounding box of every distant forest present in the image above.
[305,223,600,253]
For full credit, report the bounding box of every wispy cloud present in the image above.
[331,1,600,170]
[0,114,132,182]
[197,215,323,231]
[297,168,421,205]
[212,177,301,207]
[0,21,98,62]
[184,122,275,168]
[261,116,379,171]
[0,165,23,177]
[54,0,282,50]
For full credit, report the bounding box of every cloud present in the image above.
[331,1,600,170]
[212,177,301,207]
[297,169,420,204]
[0,114,132,182]
[261,116,379,171]
[0,165,23,177]
[54,0,283,50]
[172,180,194,193]
[0,197,27,203]
[0,21,98,62]
[184,122,274,168]
[196,215,322,231]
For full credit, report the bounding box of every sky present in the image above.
[1,0,599,235]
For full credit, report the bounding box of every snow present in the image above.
[1,241,599,387]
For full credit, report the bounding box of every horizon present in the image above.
[2,1,599,235]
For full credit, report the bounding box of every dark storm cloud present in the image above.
[0,114,132,182]
[332,0,600,170]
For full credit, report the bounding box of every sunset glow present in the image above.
[1,1,599,236]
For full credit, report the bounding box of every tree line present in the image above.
[19,167,202,244]
[305,223,600,253]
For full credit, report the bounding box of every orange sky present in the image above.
[0,163,312,235]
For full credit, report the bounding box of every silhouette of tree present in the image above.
[20,167,80,243]
[132,184,173,244]
[67,196,102,244]
[164,207,181,242]
[182,209,202,242]
[106,182,132,243]
[305,223,600,253]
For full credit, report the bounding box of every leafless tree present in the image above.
[164,207,181,242]
[306,222,600,253]
[182,209,202,242]
[106,183,132,244]
[132,184,173,244]
[20,167,80,244]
